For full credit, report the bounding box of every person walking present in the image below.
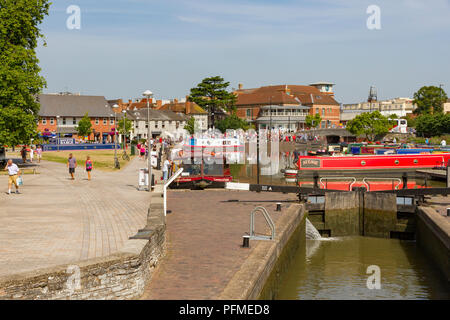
[36,145,42,163]
[162,158,171,181]
[67,153,77,180]
[140,145,146,160]
[85,156,93,181]
[4,159,21,194]
[20,146,27,163]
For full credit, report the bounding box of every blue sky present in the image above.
[37,0,450,103]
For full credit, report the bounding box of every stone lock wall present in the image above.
[0,211,165,300]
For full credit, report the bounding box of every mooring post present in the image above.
[446,160,450,188]
[276,203,282,211]
[313,171,319,189]
[402,172,408,189]
[242,235,250,248]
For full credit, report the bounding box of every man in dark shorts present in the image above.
[67,153,77,180]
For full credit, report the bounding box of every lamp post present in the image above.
[122,110,128,150]
[56,115,60,152]
[107,104,120,169]
[143,90,153,191]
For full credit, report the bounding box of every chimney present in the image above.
[238,83,243,90]
[186,101,191,114]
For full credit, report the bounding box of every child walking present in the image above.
[85,156,93,181]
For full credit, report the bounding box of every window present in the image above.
[42,118,47,125]
[50,118,54,125]
[246,109,251,117]
[315,109,319,114]
[155,121,158,128]
[322,108,325,115]
[73,118,76,125]
[110,118,114,125]
[62,117,66,125]
[162,121,166,128]
[95,118,99,125]
[103,118,107,125]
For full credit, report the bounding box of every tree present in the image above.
[76,113,92,138]
[402,114,417,128]
[416,113,450,137]
[0,0,51,146]
[118,117,133,136]
[216,113,251,133]
[305,114,322,128]
[0,107,39,146]
[413,86,447,115]
[184,116,196,134]
[346,111,392,141]
[188,76,237,128]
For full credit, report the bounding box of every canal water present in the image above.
[276,237,450,300]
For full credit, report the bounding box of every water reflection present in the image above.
[277,237,449,300]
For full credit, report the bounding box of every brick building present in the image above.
[234,83,341,129]
[37,93,117,142]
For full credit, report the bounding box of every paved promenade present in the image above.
[142,190,298,300]
[0,157,155,277]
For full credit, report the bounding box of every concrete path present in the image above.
[0,156,157,277]
[141,190,298,300]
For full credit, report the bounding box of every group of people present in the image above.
[67,154,93,181]
[20,145,43,164]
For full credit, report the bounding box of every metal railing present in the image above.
[362,177,401,192]
[319,177,357,191]
[249,206,275,241]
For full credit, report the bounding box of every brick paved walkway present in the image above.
[141,190,298,300]
[0,156,158,277]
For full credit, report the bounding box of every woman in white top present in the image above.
[29,146,34,163]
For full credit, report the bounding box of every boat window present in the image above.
[182,163,201,176]
[203,163,223,176]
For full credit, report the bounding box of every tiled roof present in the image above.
[158,101,207,115]
[235,84,339,106]
[38,94,112,117]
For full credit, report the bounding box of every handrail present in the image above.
[249,206,275,240]
[362,177,401,192]
[163,168,184,216]
[319,177,356,191]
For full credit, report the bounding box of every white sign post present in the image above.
[164,168,184,216]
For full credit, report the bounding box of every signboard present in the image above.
[300,158,321,168]
[59,138,75,145]
[138,168,149,190]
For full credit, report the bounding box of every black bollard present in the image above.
[242,235,250,248]
[447,208,450,217]
[276,203,282,211]
[402,172,408,189]
[313,172,319,189]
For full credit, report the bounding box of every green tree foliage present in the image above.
[0,107,39,146]
[305,114,322,128]
[401,114,417,128]
[184,116,196,134]
[0,0,51,146]
[118,117,133,135]
[76,113,92,138]
[413,86,447,115]
[216,113,251,133]
[415,113,450,137]
[346,111,392,142]
[188,76,237,124]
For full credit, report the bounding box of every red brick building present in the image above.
[37,93,117,142]
[234,83,340,128]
